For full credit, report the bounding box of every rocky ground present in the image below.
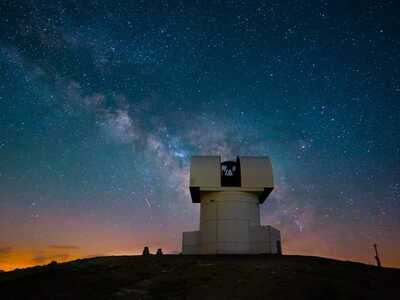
[1,254,399,299]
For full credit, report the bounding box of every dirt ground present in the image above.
[1,254,399,299]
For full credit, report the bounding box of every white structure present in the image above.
[182,156,282,254]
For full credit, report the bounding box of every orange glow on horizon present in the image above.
[0,247,87,272]
[0,242,179,272]
[1,243,399,272]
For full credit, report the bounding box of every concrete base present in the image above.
[182,191,282,255]
[182,231,201,254]
[182,225,281,255]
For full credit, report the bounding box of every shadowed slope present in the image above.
[0,255,399,300]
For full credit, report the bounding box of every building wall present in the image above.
[182,224,282,254]
[190,156,221,188]
[182,190,281,254]
[182,231,200,254]
[199,191,260,254]
[249,225,282,254]
[240,156,274,189]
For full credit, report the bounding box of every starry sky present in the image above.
[1,0,400,271]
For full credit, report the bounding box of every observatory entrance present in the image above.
[221,159,241,187]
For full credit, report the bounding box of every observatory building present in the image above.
[182,156,282,255]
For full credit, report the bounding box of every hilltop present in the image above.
[0,254,399,299]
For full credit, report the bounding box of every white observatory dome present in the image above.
[182,156,282,255]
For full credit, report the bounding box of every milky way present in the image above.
[0,1,399,270]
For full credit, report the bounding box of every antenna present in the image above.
[373,243,381,267]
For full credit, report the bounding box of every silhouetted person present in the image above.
[142,246,150,255]
[156,248,163,255]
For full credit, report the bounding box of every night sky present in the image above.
[1,0,399,271]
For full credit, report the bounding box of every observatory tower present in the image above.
[182,156,282,254]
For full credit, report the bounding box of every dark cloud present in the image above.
[0,246,12,254]
[48,245,80,250]
[33,254,70,264]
